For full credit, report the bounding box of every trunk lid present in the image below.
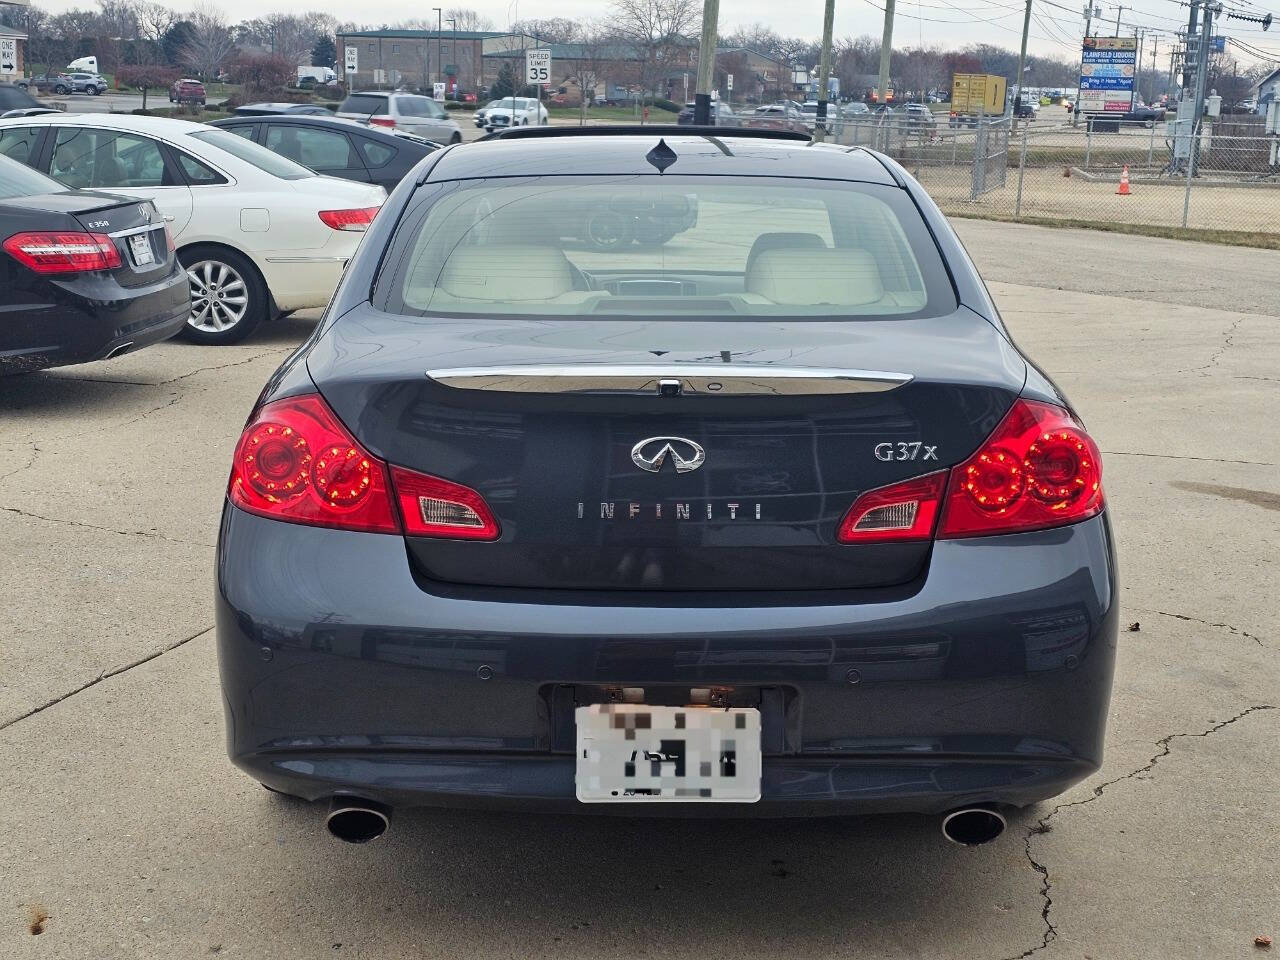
[308,309,1026,591]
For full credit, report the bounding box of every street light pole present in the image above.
[433,7,443,89]
[446,17,456,96]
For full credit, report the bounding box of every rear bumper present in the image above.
[216,506,1119,815]
[0,266,189,374]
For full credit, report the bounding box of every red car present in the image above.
[169,78,207,105]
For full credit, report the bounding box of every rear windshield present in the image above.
[376,176,954,320]
[339,94,389,116]
[0,153,62,199]
[188,129,311,180]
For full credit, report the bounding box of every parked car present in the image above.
[215,127,1116,843]
[482,96,550,131]
[1125,104,1166,127]
[473,99,504,127]
[900,102,939,130]
[1013,99,1038,119]
[231,102,334,117]
[841,101,870,117]
[169,78,206,105]
[800,101,843,133]
[68,72,109,96]
[741,103,809,134]
[0,85,53,118]
[0,113,385,344]
[337,91,463,144]
[209,114,441,194]
[675,101,737,125]
[21,72,75,95]
[0,153,188,374]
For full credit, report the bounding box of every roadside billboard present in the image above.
[1078,36,1136,113]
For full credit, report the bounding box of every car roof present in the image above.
[0,112,212,137]
[428,133,897,184]
[208,113,440,148]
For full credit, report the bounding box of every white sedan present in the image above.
[483,97,550,131]
[0,113,385,344]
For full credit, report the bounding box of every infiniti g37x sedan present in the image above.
[217,128,1117,845]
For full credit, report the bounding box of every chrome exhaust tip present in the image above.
[104,341,134,360]
[325,797,391,844]
[941,806,1007,846]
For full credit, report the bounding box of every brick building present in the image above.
[336,29,508,96]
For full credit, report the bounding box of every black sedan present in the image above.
[0,155,189,374]
[216,127,1116,845]
[0,84,53,118]
[208,114,440,193]
[230,102,335,117]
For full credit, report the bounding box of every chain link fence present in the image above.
[830,114,1280,239]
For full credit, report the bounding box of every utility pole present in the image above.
[693,0,719,125]
[1150,35,1158,102]
[814,0,835,141]
[1013,0,1033,116]
[1181,0,1200,93]
[877,0,895,107]
[1189,0,1220,174]
[1073,2,1094,127]
[1133,28,1142,107]
[1113,4,1123,34]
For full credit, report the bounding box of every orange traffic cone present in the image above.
[1116,165,1132,196]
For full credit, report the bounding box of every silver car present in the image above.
[68,73,108,96]
[336,91,463,145]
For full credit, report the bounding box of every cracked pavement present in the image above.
[1,222,1278,958]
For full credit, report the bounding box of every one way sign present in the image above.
[0,39,16,76]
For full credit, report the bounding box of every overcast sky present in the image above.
[31,0,1278,65]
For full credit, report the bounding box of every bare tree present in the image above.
[565,25,613,122]
[136,1,179,44]
[182,2,237,80]
[446,8,493,32]
[513,18,580,43]
[611,0,699,97]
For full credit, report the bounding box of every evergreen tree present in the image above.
[311,34,336,68]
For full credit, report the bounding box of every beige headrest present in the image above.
[437,245,574,301]
[745,248,885,306]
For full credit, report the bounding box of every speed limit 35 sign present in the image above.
[525,49,551,85]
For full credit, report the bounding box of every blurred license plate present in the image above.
[128,233,154,266]
[575,703,761,803]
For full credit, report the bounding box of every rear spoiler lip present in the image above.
[425,364,913,396]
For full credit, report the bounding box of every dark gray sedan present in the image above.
[216,127,1116,846]
[208,114,440,194]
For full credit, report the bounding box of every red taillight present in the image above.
[368,116,396,128]
[391,467,500,541]
[229,393,499,539]
[938,399,1103,538]
[229,394,399,533]
[318,206,380,232]
[3,231,121,274]
[837,470,947,543]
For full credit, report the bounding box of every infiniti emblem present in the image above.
[631,436,705,474]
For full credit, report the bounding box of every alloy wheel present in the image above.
[186,259,250,333]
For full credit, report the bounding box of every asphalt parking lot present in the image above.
[1,220,1277,958]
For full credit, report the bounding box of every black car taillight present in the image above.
[3,231,121,274]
